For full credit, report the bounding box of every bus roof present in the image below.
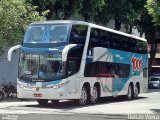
[31,20,147,42]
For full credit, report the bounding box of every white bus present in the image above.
[8,20,148,105]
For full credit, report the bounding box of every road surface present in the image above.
[0,89,159,120]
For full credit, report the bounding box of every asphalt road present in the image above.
[0,89,159,120]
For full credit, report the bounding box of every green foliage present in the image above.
[26,0,83,20]
[81,0,106,22]
[146,0,160,25]
[100,0,147,32]
[26,0,106,21]
[0,0,46,56]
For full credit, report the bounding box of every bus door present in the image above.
[66,57,81,98]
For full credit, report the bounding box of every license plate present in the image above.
[33,93,42,97]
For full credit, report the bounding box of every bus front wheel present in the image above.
[37,99,48,106]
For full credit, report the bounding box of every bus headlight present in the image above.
[20,85,24,88]
[18,83,25,88]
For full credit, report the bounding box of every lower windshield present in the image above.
[19,53,65,81]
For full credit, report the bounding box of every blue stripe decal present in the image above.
[18,79,62,85]
[18,79,36,84]
[47,80,62,85]
[21,46,65,54]
[86,47,147,93]
[107,49,147,92]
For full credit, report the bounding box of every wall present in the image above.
[0,50,19,87]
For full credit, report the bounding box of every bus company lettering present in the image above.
[131,56,142,72]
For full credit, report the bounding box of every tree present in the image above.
[100,0,147,32]
[0,0,46,56]
[146,0,160,75]
[146,0,160,25]
[27,0,107,21]
[81,0,106,22]
[26,0,83,20]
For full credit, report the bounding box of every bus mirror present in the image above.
[8,45,22,61]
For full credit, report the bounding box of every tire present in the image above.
[0,92,4,101]
[37,99,48,106]
[51,100,59,104]
[90,86,98,104]
[126,85,133,100]
[78,86,88,105]
[19,98,28,101]
[133,84,139,99]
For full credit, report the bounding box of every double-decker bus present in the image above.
[8,20,148,105]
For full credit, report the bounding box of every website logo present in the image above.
[131,56,142,72]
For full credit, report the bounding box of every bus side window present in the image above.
[67,58,81,76]
[110,33,123,50]
[69,25,88,44]
[88,28,101,48]
[68,60,76,76]
[70,30,79,43]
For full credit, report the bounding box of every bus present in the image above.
[8,20,148,105]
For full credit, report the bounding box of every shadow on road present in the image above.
[150,109,160,114]
[147,89,160,93]
[24,96,148,110]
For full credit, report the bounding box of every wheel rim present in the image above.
[79,87,87,105]
[91,86,98,103]
[0,94,3,100]
[128,86,132,99]
[134,85,138,98]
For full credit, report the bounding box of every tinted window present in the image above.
[24,24,70,43]
[67,58,81,76]
[89,28,102,48]
[69,25,88,44]
[88,28,147,54]
[84,62,130,78]
[66,46,84,76]
[150,78,159,81]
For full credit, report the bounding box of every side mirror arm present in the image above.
[8,45,22,61]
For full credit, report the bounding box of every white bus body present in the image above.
[8,20,148,105]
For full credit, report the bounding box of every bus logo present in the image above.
[36,87,39,91]
[131,56,142,72]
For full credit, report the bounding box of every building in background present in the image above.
[148,44,160,76]
[0,50,19,86]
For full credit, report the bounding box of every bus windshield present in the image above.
[19,53,65,81]
[24,24,70,43]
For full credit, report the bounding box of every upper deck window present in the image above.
[69,25,88,44]
[24,24,70,43]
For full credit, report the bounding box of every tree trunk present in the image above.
[148,41,157,77]
[128,25,132,34]
[139,26,143,37]
[46,6,54,20]
[63,0,73,20]
[140,31,143,37]
[114,16,121,31]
